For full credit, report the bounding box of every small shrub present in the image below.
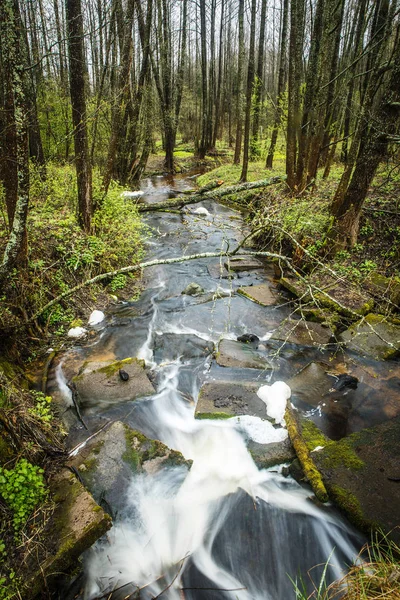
[0,459,47,536]
[29,392,53,425]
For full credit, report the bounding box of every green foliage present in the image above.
[0,570,20,600]
[29,392,53,424]
[109,273,127,291]
[0,458,47,535]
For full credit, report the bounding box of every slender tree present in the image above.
[65,0,93,231]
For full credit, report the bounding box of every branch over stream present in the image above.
[16,249,291,328]
[138,175,286,212]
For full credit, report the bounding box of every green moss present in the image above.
[0,434,14,464]
[328,484,377,532]
[301,420,364,471]
[97,357,145,377]
[285,409,328,503]
[195,412,233,420]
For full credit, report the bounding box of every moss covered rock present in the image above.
[339,313,400,360]
[24,469,111,598]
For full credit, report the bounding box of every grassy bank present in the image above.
[0,163,147,361]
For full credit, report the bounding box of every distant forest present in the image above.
[0,0,399,282]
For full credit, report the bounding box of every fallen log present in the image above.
[138,175,286,212]
[284,402,328,503]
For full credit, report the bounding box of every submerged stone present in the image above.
[339,313,400,360]
[207,262,235,279]
[216,339,272,370]
[182,282,204,295]
[269,319,334,346]
[72,357,155,410]
[154,333,214,362]
[237,283,279,306]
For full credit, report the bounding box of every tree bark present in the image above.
[239,0,257,183]
[66,0,93,232]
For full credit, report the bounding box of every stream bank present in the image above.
[46,173,400,598]
[1,169,400,599]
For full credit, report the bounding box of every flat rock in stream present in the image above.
[269,319,334,346]
[195,380,271,419]
[302,417,400,543]
[338,313,400,360]
[207,262,235,279]
[68,421,191,513]
[216,339,273,370]
[24,469,112,598]
[154,333,214,362]
[248,438,296,469]
[224,257,264,272]
[72,357,155,409]
[238,283,279,306]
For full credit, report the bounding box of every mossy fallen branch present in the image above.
[9,249,291,329]
[284,403,329,503]
[138,176,286,212]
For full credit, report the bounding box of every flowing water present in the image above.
[55,173,391,600]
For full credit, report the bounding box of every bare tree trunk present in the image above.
[266,0,289,169]
[250,0,267,160]
[233,0,244,164]
[239,0,257,183]
[66,0,93,232]
[286,0,305,190]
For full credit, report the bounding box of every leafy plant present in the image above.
[0,459,47,535]
[109,273,127,291]
[29,392,53,424]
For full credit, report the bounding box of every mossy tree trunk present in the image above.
[0,0,30,285]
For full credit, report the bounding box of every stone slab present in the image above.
[237,283,279,306]
[154,333,214,362]
[207,262,235,279]
[25,469,112,598]
[269,319,334,346]
[339,313,400,360]
[195,380,270,419]
[216,339,272,370]
[224,257,264,272]
[73,357,155,409]
[69,421,191,513]
[248,438,296,469]
[311,417,400,543]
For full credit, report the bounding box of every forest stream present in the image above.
[51,174,400,600]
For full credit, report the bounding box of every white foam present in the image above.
[233,415,288,444]
[257,381,291,426]
[88,310,104,326]
[67,326,87,338]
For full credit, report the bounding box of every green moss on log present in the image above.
[195,412,233,420]
[285,406,328,503]
[301,420,364,470]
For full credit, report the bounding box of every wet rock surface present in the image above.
[68,421,191,514]
[154,333,215,362]
[238,283,279,306]
[248,438,296,469]
[310,417,400,543]
[224,256,265,272]
[24,470,111,598]
[72,357,155,410]
[195,380,271,419]
[339,313,400,360]
[269,319,334,346]
[216,339,272,369]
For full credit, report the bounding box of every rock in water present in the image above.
[257,381,291,426]
[88,310,105,326]
[182,282,204,296]
[119,369,130,381]
[237,333,260,344]
[333,373,358,391]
